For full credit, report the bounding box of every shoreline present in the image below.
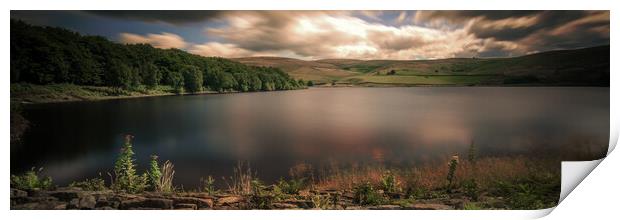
[11,83,609,105]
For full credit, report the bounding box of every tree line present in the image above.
[10,20,306,93]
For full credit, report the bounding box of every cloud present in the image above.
[119,32,188,49]
[108,11,608,60]
[86,10,225,25]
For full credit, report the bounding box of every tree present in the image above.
[142,63,161,88]
[181,65,203,93]
[306,80,314,87]
[167,71,184,93]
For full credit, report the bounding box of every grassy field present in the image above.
[237,45,609,86]
[341,75,503,86]
[10,83,218,104]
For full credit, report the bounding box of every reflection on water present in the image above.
[11,87,609,187]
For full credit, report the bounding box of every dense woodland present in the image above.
[10,20,306,93]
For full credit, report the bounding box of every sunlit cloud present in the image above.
[91,11,609,60]
[119,32,188,49]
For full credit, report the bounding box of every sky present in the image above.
[11,10,610,60]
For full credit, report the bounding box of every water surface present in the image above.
[11,87,609,187]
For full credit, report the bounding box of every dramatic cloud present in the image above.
[86,10,225,25]
[119,32,188,49]
[78,10,610,60]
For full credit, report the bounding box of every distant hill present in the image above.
[236,46,610,86]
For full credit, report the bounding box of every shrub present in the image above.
[10,167,53,190]
[462,178,479,201]
[353,182,384,205]
[463,202,483,210]
[70,177,106,191]
[276,177,305,194]
[112,135,148,193]
[446,155,459,191]
[147,155,162,191]
[200,176,218,195]
[381,171,399,194]
[311,194,331,209]
[468,141,477,164]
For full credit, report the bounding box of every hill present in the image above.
[237,46,610,86]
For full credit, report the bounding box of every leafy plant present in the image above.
[446,155,459,192]
[112,135,148,193]
[200,176,218,195]
[276,177,305,194]
[311,194,331,209]
[147,155,162,191]
[468,141,477,164]
[353,181,384,205]
[463,202,483,210]
[381,171,399,194]
[462,178,479,201]
[10,167,53,190]
[70,176,106,191]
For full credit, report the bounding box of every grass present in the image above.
[341,75,502,85]
[237,45,609,87]
[11,134,564,210]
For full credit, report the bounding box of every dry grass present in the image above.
[159,160,175,192]
[224,161,255,195]
[314,156,557,191]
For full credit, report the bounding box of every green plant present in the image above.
[200,176,218,195]
[10,167,53,190]
[493,171,560,209]
[468,141,477,164]
[276,177,305,194]
[462,178,479,201]
[112,135,148,193]
[381,171,399,194]
[148,155,162,191]
[70,176,106,191]
[463,202,483,210]
[446,155,459,192]
[311,194,331,209]
[353,181,384,205]
[248,178,274,209]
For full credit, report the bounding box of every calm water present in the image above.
[11,87,609,187]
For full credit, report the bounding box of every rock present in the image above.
[178,192,216,200]
[120,198,174,210]
[298,190,311,197]
[170,196,214,208]
[369,205,401,210]
[217,196,245,205]
[67,198,80,209]
[12,201,67,210]
[272,203,299,209]
[79,195,97,209]
[409,203,453,210]
[50,190,83,201]
[10,188,28,198]
[280,199,313,208]
[175,203,198,210]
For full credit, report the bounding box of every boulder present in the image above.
[10,188,28,198]
[217,196,245,205]
[272,203,299,209]
[280,199,313,208]
[50,190,83,201]
[79,195,97,209]
[120,198,174,210]
[170,196,214,208]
